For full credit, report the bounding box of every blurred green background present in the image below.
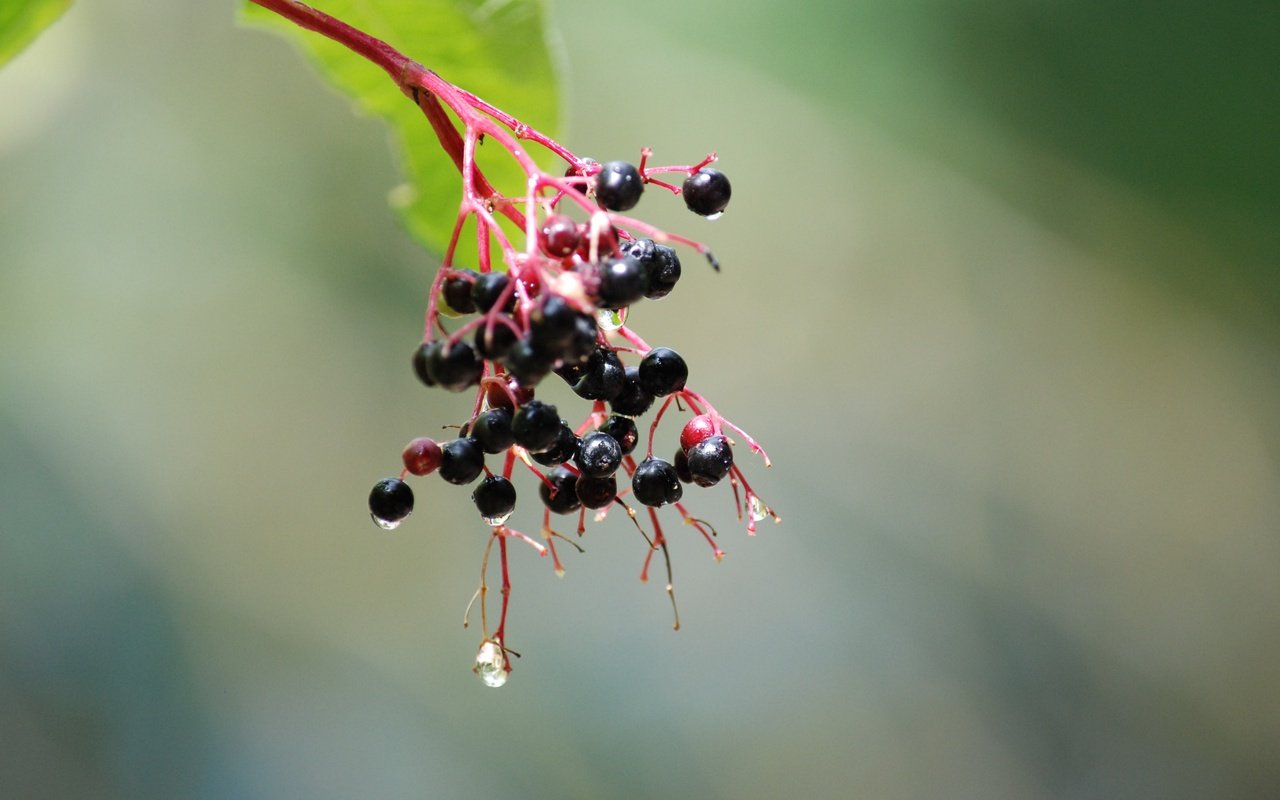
[2,1,1278,797]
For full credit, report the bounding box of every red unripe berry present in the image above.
[680,415,716,452]
[539,214,581,258]
[483,378,534,412]
[402,437,442,476]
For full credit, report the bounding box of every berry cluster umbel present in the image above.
[248,0,776,688]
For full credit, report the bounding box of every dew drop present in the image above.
[474,640,508,687]
[748,495,770,523]
[481,511,514,527]
[705,211,724,221]
[372,514,402,531]
[596,308,625,332]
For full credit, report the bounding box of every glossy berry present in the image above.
[595,160,644,212]
[679,414,716,452]
[442,269,478,314]
[686,434,733,487]
[576,473,617,510]
[529,295,579,351]
[512,400,561,452]
[426,339,483,392]
[595,256,647,310]
[531,423,579,467]
[623,238,681,300]
[539,214,581,258]
[673,448,693,483]
[401,437,442,476]
[482,377,532,412]
[470,408,515,454]
[471,271,515,312]
[563,312,599,365]
[369,477,414,527]
[574,431,622,478]
[610,365,655,417]
[473,317,517,361]
[597,415,639,455]
[504,337,557,387]
[472,476,517,523]
[682,168,731,216]
[438,437,485,485]
[540,466,582,515]
[570,346,625,400]
[639,347,688,396]
[412,342,440,387]
[631,458,684,507]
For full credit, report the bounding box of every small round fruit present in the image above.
[623,238,682,300]
[472,476,517,523]
[673,448,693,483]
[512,400,561,452]
[442,269,479,314]
[682,168,731,216]
[470,408,515,454]
[539,214,581,258]
[595,256,647,310]
[686,434,734,487]
[438,437,485,485]
[595,160,644,212]
[471,272,515,313]
[631,458,684,507]
[412,342,440,387]
[402,437,442,476]
[426,339,483,392]
[531,423,579,467]
[639,347,688,396]
[504,337,556,387]
[574,431,622,478]
[473,317,517,361]
[529,295,579,351]
[369,477,414,528]
[597,415,639,455]
[576,473,617,509]
[680,414,716,452]
[610,365,655,417]
[571,346,625,401]
[540,466,582,514]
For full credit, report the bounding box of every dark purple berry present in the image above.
[686,434,733,487]
[369,477,414,528]
[574,431,622,478]
[673,448,693,483]
[595,160,644,212]
[426,340,483,392]
[682,168,731,217]
[622,238,682,300]
[402,437,442,476]
[595,256,647,310]
[472,475,516,522]
[504,337,556,387]
[531,423,579,466]
[563,312,599,365]
[529,295,579,352]
[442,269,478,314]
[540,466,582,514]
[597,415,638,455]
[471,271,515,313]
[571,346,625,400]
[412,342,439,387]
[470,408,514,454]
[576,473,617,509]
[631,458,684,507]
[610,365,655,417]
[512,400,561,452]
[539,214,581,258]
[438,437,485,485]
[473,317,517,361]
[639,347,688,396]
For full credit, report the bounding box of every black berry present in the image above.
[531,423,579,466]
[631,458,684,507]
[682,168,731,217]
[574,431,622,478]
[412,341,440,387]
[595,255,647,310]
[473,317,517,361]
[595,160,644,212]
[426,339,483,392]
[438,437,485,485]
[540,466,582,514]
[442,269,478,314]
[369,477,414,527]
[471,475,517,523]
[686,434,733,487]
[610,365,655,417]
[673,448,693,483]
[623,238,682,300]
[529,295,579,352]
[504,337,556,387]
[471,271,515,312]
[563,312,599,365]
[576,473,617,509]
[470,408,515,454]
[512,400,561,452]
[597,415,639,455]
[639,347,688,396]
[571,346,625,401]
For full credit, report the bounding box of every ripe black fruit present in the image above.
[682,168,731,216]
[597,415,639,455]
[596,256,647,310]
[610,365,655,417]
[472,475,517,522]
[426,340,483,392]
[531,423,578,467]
[686,434,733,487]
[512,400,561,452]
[623,238,682,300]
[574,431,622,478]
[473,317,517,360]
[369,477,414,526]
[673,448,693,483]
[442,269,479,314]
[575,473,617,509]
[470,408,515,454]
[540,466,582,514]
[529,295,579,351]
[571,346,625,401]
[639,347,688,396]
[438,437,485,485]
[471,271,515,312]
[412,341,440,387]
[505,337,556,387]
[631,458,684,507]
[595,160,644,212]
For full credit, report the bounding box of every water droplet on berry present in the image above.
[749,495,770,523]
[596,308,624,332]
[704,211,724,221]
[481,510,514,527]
[371,514,402,531]
[474,640,508,687]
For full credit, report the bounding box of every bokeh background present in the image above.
[2,1,1278,797]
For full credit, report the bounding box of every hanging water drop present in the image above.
[704,211,723,221]
[474,640,508,687]
[371,514,402,531]
[481,510,514,527]
[749,495,770,523]
[596,308,625,332]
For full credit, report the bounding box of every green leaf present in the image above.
[0,0,74,68]
[240,0,561,261]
